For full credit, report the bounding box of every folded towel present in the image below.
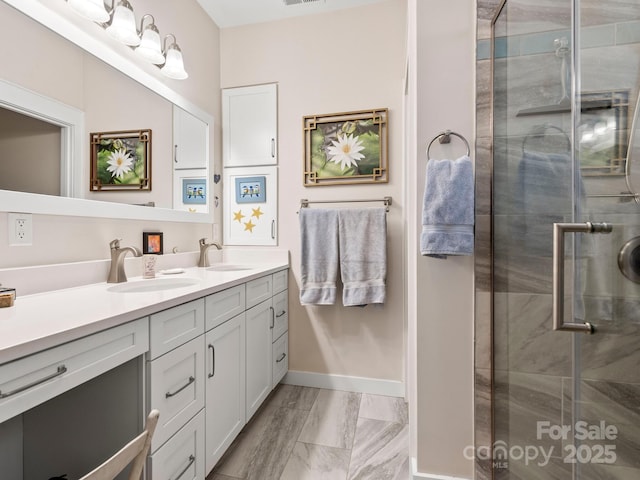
[421,155,474,258]
[338,208,387,306]
[299,208,340,305]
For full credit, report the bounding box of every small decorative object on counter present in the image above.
[143,255,157,279]
[0,286,16,308]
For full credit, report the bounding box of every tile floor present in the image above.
[207,384,410,480]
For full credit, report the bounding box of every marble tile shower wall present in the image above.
[475,1,640,479]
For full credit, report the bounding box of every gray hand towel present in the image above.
[421,155,474,258]
[299,208,339,305]
[338,208,387,306]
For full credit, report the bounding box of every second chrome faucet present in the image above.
[198,238,222,267]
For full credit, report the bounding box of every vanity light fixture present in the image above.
[161,34,188,80]
[67,0,110,23]
[106,0,140,46]
[135,14,165,65]
[66,0,189,79]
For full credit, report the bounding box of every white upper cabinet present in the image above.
[173,105,209,170]
[222,84,277,167]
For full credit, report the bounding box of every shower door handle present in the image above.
[552,222,612,334]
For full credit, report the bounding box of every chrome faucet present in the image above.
[108,239,143,283]
[198,238,222,267]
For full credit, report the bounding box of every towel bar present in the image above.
[298,196,392,212]
[426,130,470,159]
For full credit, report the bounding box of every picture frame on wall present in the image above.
[182,178,207,204]
[235,176,266,203]
[142,232,163,254]
[90,129,151,191]
[303,108,388,186]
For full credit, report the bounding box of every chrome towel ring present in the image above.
[426,130,470,159]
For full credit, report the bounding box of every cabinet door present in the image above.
[222,84,277,167]
[173,105,209,170]
[245,299,273,420]
[205,314,246,473]
[222,166,278,246]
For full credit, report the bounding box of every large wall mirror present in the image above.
[0,0,214,223]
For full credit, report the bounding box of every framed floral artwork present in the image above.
[90,129,151,191]
[303,108,388,186]
[142,231,163,254]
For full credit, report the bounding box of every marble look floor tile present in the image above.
[268,384,320,411]
[347,417,409,480]
[246,407,309,480]
[207,474,242,480]
[279,442,351,480]
[358,394,408,425]
[213,402,278,478]
[298,389,361,449]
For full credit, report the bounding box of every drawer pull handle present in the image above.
[208,344,215,379]
[276,352,287,363]
[0,365,67,399]
[270,306,275,329]
[276,310,286,318]
[171,454,195,480]
[165,376,195,398]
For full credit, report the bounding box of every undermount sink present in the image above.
[107,277,201,293]
[206,264,252,272]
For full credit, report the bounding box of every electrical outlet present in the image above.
[8,213,32,246]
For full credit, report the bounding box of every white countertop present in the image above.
[0,261,288,366]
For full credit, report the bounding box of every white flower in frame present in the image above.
[327,133,365,170]
[106,148,134,179]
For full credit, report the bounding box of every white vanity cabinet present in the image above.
[245,270,289,420]
[0,318,148,425]
[271,269,289,389]
[222,83,278,167]
[204,285,246,472]
[147,298,206,479]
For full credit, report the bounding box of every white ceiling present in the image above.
[196,0,387,28]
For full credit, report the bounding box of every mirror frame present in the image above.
[2,0,214,223]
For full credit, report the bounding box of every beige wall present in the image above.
[220,0,407,382]
[407,0,475,477]
[0,0,220,268]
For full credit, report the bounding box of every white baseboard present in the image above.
[282,370,405,397]
[411,457,472,480]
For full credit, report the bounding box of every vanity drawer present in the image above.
[148,409,205,480]
[149,299,205,360]
[272,332,288,389]
[272,269,288,294]
[272,289,288,342]
[246,275,272,309]
[0,318,148,424]
[205,284,245,331]
[148,336,205,451]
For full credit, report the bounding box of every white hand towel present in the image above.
[299,208,339,305]
[338,207,387,306]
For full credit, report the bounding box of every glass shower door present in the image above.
[491,0,640,478]
[571,0,640,478]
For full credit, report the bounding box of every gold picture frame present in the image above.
[303,108,388,186]
[90,129,151,191]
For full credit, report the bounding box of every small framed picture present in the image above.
[143,232,163,254]
[182,178,207,204]
[235,176,266,204]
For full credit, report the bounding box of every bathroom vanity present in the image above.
[0,261,289,479]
